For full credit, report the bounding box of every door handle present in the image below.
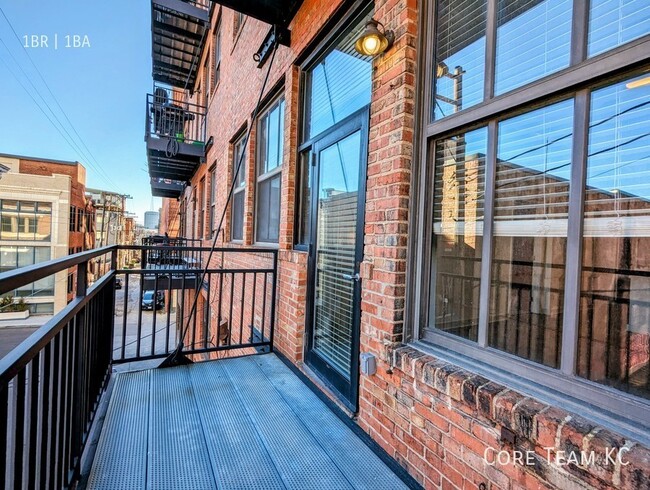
[341,273,360,281]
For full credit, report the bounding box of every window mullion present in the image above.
[477,120,498,348]
[560,89,589,376]
[570,0,589,65]
[483,0,498,101]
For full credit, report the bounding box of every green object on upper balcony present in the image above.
[175,132,184,142]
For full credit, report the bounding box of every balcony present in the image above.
[0,245,415,489]
[151,0,210,89]
[150,177,185,198]
[145,86,207,182]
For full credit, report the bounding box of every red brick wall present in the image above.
[163,2,650,489]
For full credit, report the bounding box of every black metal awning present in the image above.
[211,0,304,28]
[151,0,210,89]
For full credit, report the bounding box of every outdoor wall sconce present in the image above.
[354,19,394,57]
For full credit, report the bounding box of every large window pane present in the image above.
[231,135,246,241]
[429,127,487,341]
[433,0,486,119]
[231,191,244,241]
[305,15,372,139]
[256,175,281,243]
[578,74,650,398]
[489,100,573,367]
[588,0,650,57]
[495,0,572,95]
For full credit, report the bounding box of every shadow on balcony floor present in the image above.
[86,354,411,489]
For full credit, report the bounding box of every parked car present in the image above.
[115,277,123,289]
[141,290,164,310]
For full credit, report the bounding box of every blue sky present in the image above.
[0,0,159,224]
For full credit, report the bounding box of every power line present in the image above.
[0,7,127,194]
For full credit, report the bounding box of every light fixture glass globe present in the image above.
[362,34,381,55]
[354,19,393,57]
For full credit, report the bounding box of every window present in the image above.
[495,0,572,94]
[199,177,206,239]
[67,273,74,294]
[27,302,54,315]
[578,74,650,397]
[0,246,54,298]
[203,56,210,106]
[0,200,51,241]
[433,0,486,118]
[304,20,372,139]
[429,127,487,342]
[231,134,247,241]
[588,0,650,57]
[214,20,222,88]
[234,11,245,38]
[70,206,76,232]
[210,166,217,236]
[489,100,574,368]
[430,0,650,121]
[297,12,373,247]
[256,97,285,243]
[420,70,650,432]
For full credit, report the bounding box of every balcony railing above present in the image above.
[150,176,185,198]
[146,86,206,181]
[151,0,210,89]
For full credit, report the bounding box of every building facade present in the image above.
[153,1,650,488]
[87,188,128,273]
[0,153,95,312]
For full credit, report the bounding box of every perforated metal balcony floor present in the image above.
[87,354,410,490]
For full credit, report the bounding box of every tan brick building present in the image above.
[0,153,95,311]
[150,1,650,488]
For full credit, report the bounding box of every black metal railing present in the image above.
[112,247,278,364]
[0,244,278,488]
[141,237,203,269]
[0,247,116,488]
[146,86,206,145]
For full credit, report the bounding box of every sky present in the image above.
[0,0,160,224]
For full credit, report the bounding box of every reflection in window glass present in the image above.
[429,127,487,341]
[306,17,372,139]
[489,100,574,368]
[578,74,650,398]
[433,0,486,119]
[495,0,572,95]
[231,135,246,241]
[588,0,650,57]
[257,97,284,243]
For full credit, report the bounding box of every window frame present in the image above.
[213,18,222,91]
[254,95,285,245]
[198,177,206,240]
[209,164,217,237]
[408,0,650,444]
[230,132,247,242]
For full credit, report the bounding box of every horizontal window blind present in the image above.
[433,0,487,119]
[495,0,572,95]
[588,0,650,57]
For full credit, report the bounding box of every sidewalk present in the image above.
[0,314,53,329]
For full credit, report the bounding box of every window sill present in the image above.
[252,241,279,249]
[405,338,650,447]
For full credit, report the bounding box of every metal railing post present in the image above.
[269,250,278,352]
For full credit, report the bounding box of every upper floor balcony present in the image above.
[151,0,210,89]
[0,245,415,489]
[150,177,185,199]
[145,85,207,182]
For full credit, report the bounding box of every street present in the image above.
[112,274,178,362]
